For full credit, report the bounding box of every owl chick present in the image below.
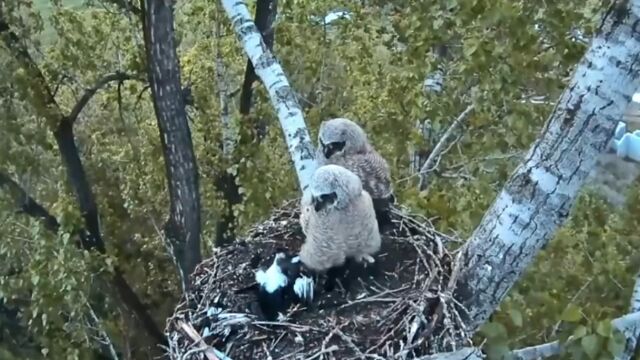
[298,164,381,274]
[316,118,395,231]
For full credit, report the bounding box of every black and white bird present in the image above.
[255,252,315,321]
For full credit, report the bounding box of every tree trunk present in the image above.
[142,0,202,290]
[221,0,317,194]
[455,0,640,334]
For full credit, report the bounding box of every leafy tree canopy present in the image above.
[1,0,637,358]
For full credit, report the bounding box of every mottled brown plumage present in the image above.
[316,118,395,230]
[298,165,381,272]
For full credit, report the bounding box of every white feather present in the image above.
[293,275,314,303]
[255,255,288,293]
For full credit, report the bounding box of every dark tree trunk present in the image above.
[239,0,278,120]
[0,15,166,347]
[214,0,278,247]
[141,0,202,290]
[0,172,60,232]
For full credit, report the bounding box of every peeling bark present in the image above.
[221,0,317,194]
[0,14,165,346]
[142,0,202,290]
[455,0,640,334]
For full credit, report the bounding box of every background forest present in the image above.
[1,0,639,359]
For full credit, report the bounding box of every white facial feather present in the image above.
[316,118,394,201]
[318,118,369,156]
[310,164,363,209]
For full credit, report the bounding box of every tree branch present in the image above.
[221,0,317,194]
[0,171,60,232]
[454,0,640,334]
[68,71,141,124]
[0,171,167,346]
[418,105,475,191]
[1,13,166,346]
[239,0,277,118]
[142,0,202,290]
[419,311,640,360]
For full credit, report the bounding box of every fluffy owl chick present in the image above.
[316,118,395,231]
[299,164,381,273]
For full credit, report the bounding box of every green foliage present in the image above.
[0,0,638,358]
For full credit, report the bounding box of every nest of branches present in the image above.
[165,200,471,359]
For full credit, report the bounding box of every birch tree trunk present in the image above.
[142,0,202,291]
[213,0,278,247]
[455,0,640,334]
[221,0,317,194]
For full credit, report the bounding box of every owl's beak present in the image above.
[321,141,346,159]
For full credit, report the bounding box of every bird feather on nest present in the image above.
[165,200,471,360]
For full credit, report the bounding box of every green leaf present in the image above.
[606,330,626,356]
[485,343,510,360]
[560,304,583,322]
[595,321,612,337]
[581,334,602,359]
[573,325,588,339]
[508,309,523,327]
[479,322,508,340]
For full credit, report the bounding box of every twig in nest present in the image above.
[335,328,366,359]
[418,105,475,191]
[178,320,220,360]
[304,345,339,360]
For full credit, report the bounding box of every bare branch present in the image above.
[86,303,120,360]
[418,105,475,191]
[67,71,141,124]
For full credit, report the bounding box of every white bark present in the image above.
[614,311,640,360]
[422,311,640,360]
[456,1,640,334]
[220,0,317,194]
[631,273,640,313]
[617,273,640,360]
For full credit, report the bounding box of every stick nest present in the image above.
[165,200,471,359]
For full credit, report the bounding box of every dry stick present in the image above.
[178,320,220,360]
[304,345,339,360]
[335,327,366,359]
[418,105,475,191]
